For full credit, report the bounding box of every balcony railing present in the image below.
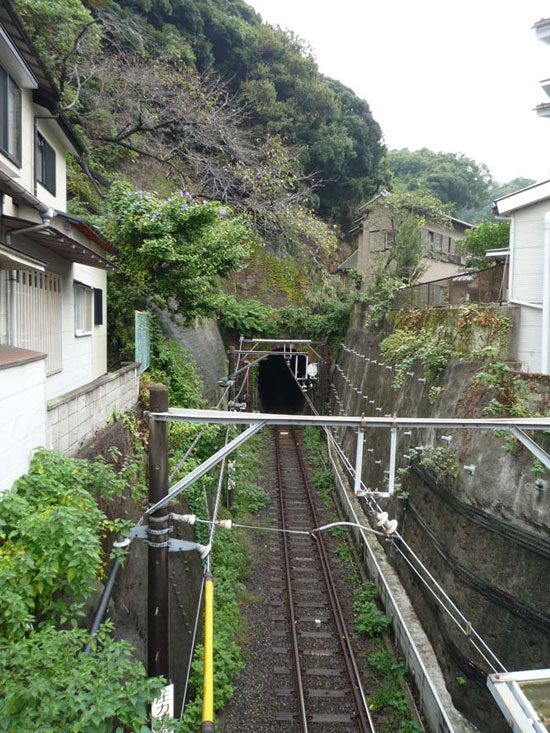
[392,263,507,311]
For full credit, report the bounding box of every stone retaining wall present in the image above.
[47,362,140,456]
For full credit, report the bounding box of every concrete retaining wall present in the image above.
[331,302,550,731]
[158,312,227,404]
[47,362,139,455]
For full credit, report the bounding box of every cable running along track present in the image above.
[274,426,375,732]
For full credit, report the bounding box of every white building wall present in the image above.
[508,199,550,373]
[0,94,69,217]
[45,264,93,400]
[0,234,108,399]
[511,200,549,303]
[516,307,543,373]
[0,357,47,492]
[73,263,107,381]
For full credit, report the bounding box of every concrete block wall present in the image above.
[0,356,47,492]
[47,362,139,456]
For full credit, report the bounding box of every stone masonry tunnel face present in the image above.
[258,352,306,413]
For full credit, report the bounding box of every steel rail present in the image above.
[274,429,309,732]
[291,428,376,733]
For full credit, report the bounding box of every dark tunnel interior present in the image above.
[258,352,306,413]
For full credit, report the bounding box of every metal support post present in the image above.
[354,429,365,495]
[83,555,123,654]
[227,350,235,404]
[201,571,215,733]
[148,384,170,681]
[388,427,397,495]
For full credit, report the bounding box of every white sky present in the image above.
[246,0,550,184]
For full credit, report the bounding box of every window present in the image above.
[74,284,92,335]
[36,132,56,195]
[93,288,103,326]
[0,65,21,165]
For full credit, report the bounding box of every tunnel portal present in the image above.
[258,352,306,413]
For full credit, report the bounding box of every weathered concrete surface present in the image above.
[159,312,228,404]
[332,303,550,732]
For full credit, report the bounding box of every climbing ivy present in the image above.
[381,306,512,390]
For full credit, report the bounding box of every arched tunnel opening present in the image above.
[258,351,307,413]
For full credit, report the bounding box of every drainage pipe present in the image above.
[494,215,514,300]
[542,212,550,374]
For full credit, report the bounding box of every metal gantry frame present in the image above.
[227,336,327,411]
[146,408,550,504]
[142,403,550,730]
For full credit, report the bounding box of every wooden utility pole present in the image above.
[148,384,170,680]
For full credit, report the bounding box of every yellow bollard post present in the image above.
[201,571,215,733]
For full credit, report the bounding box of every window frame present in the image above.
[93,287,103,326]
[0,64,22,167]
[36,131,56,196]
[74,283,93,336]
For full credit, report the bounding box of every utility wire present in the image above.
[169,382,232,482]
[180,574,205,720]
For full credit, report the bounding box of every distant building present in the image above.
[342,191,473,283]
[533,18,550,119]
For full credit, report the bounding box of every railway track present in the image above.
[270,426,375,732]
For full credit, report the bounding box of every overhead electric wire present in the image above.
[180,574,206,720]
[287,361,508,674]
[169,382,232,482]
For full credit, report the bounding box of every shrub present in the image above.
[353,586,390,637]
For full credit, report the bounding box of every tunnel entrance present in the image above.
[258,351,306,413]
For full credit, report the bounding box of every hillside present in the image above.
[14,0,387,233]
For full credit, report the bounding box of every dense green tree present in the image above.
[105,183,254,361]
[388,148,536,224]
[369,191,449,283]
[388,148,492,219]
[460,219,510,268]
[107,0,387,223]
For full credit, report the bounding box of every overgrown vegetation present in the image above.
[381,306,512,391]
[169,423,269,730]
[215,290,354,345]
[0,449,166,730]
[14,0,385,235]
[406,446,459,485]
[353,585,391,637]
[460,219,510,268]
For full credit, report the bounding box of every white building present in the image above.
[0,0,138,491]
[494,179,550,374]
[533,17,550,119]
